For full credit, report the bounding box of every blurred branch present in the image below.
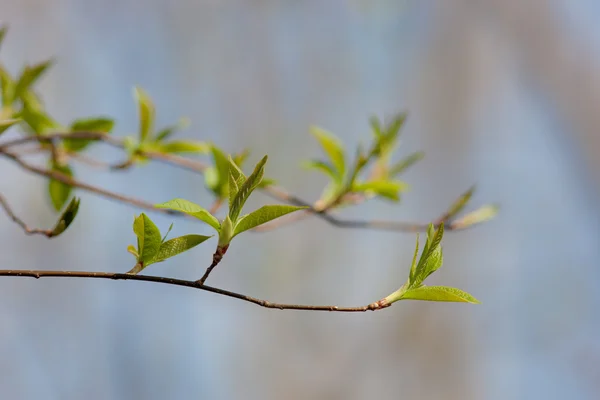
[0,269,389,312]
[0,131,467,232]
[0,193,54,237]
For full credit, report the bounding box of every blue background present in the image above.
[1,1,599,399]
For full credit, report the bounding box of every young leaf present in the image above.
[390,151,424,177]
[155,198,220,231]
[64,117,115,151]
[162,223,174,243]
[353,180,409,201]
[408,234,420,284]
[0,118,19,135]
[48,164,73,211]
[157,140,209,154]
[49,197,80,237]
[13,60,53,100]
[134,86,155,142]
[411,223,444,287]
[126,244,139,258]
[152,234,213,264]
[155,117,190,141]
[451,204,499,230]
[369,116,382,138]
[396,286,480,304]
[444,186,475,220]
[205,144,230,198]
[228,156,246,208]
[233,204,308,237]
[132,213,162,264]
[0,65,15,105]
[229,155,267,222]
[302,160,340,183]
[309,126,346,179]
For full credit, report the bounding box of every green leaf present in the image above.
[412,223,444,287]
[408,234,420,284]
[13,60,53,100]
[157,140,209,154]
[205,144,230,197]
[19,93,61,134]
[228,156,246,209]
[444,186,475,220]
[450,204,499,230]
[155,117,190,141]
[398,286,480,304]
[0,65,15,106]
[229,155,267,222]
[309,126,346,179]
[369,116,382,138]
[161,223,174,242]
[233,204,308,237]
[48,163,73,211]
[353,180,409,201]
[390,151,424,177]
[126,244,139,258]
[302,159,340,183]
[155,198,220,231]
[132,213,162,264]
[0,118,19,134]
[134,86,155,142]
[152,234,213,264]
[49,197,80,237]
[64,117,115,151]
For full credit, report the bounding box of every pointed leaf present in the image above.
[0,118,19,134]
[353,180,409,201]
[126,244,139,258]
[390,151,424,177]
[134,87,155,142]
[309,126,345,179]
[399,286,480,304]
[162,223,174,243]
[64,117,115,151]
[155,198,220,231]
[158,140,209,154]
[13,60,53,100]
[155,117,190,141]
[132,213,162,264]
[412,223,444,287]
[0,65,15,105]
[408,234,420,284]
[205,144,230,197]
[49,197,80,237]
[229,155,267,222]
[48,163,73,211]
[445,186,475,220]
[233,204,308,237]
[369,115,382,138]
[228,156,246,209]
[451,204,499,230]
[152,234,213,264]
[302,159,340,183]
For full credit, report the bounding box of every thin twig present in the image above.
[0,269,388,312]
[1,149,182,217]
[0,194,53,237]
[197,245,228,284]
[0,132,462,232]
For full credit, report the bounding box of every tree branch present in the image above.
[0,193,54,237]
[0,269,388,312]
[0,131,465,232]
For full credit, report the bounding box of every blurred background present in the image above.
[1,1,600,399]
